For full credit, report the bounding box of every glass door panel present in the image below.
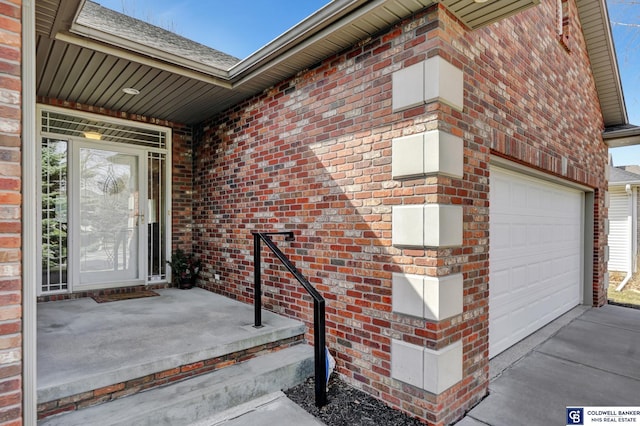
[77,146,143,286]
[147,153,166,282]
[41,138,68,292]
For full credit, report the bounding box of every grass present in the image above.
[608,271,640,308]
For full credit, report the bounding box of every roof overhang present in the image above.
[65,0,544,85]
[440,0,540,29]
[603,125,640,148]
[230,0,542,86]
[36,0,629,129]
[576,0,629,129]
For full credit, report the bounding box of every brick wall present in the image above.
[0,0,24,424]
[190,1,607,424]
[462,0,608,307]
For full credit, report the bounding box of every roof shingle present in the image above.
[610,166,640,184]
[77,1,240,70]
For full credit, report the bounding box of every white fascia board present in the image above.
[229,0,435,86]
[603,128,640,148]
[594,0,628,124]
[230,0,367,75]
[23,0,38,423]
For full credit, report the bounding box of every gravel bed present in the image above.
[285,376,424,426]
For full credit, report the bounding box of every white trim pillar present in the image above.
[23,0,38,423]
[391,339,463,394]
[390,53,466,395]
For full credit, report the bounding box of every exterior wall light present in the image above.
[83,131,102,140]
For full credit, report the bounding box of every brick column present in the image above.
[0,0,24,424]
[389,54,467,398]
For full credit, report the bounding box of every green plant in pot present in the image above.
[167,249,202,289]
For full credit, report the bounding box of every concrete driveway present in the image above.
[456,304,640,426]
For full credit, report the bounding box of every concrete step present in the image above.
[190,391,325,426]
[38,289,308,419]
[39,344,314,426]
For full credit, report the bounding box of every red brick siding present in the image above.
[192,1,607,423]
[190,1,606,424]
[0,0,23,424]
[194,6,469,423]
[36,98,194,257]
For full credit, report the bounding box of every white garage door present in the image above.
[490,167,583,357]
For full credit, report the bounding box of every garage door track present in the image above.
[457,305,640,426]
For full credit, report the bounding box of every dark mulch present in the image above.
[285,376,424,426]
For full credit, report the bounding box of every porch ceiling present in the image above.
[36,0,627,130]
[36,0,436,125]
[439,0,540,29]
[36,35,252,125]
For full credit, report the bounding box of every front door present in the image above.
[38,106,171,295]
[73,143,145,288]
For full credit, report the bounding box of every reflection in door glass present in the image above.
[79,148,139,284]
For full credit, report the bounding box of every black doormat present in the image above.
[92,290,160,303]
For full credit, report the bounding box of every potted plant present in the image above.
[167,249,202,289]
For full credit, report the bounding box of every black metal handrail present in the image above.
[252,231,327,407]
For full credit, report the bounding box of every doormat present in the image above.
[92,290,160,303]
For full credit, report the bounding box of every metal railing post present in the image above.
[253,232,262,328]
[251,230,327,407]
[314,298,327,407]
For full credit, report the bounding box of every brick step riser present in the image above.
[37,334,304,420]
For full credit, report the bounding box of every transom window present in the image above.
[41,110,167,149]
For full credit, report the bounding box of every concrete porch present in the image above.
[37,287,315,424]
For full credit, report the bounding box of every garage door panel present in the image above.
[493,252,579,303]
[527,224,541,245]
[527,263,540,286]
[502,284,562,315]
[492,309,539,355]
[492,222,511,251]
[491,269,510,296]
[491,268,571,310]
[511,182,528,210]
[512,223,527,247]
[493,220,579,253]
[493,301,571,356]
[493,247,576,270]
[490,167,583,358]
[526,186,543,210]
